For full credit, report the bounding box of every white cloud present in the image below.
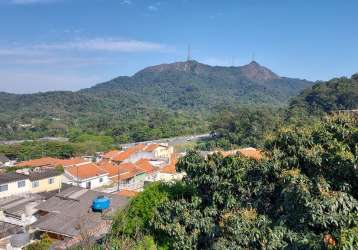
[35,38,167,52]
[148,2,161,11]
[120,0,132,5]
[148,5,158,11]
[8,0,59,4]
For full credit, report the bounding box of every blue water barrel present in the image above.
[92,196,111,211]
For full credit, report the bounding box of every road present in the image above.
[119,133,211,149]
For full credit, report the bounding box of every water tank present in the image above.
[92,196,110,211]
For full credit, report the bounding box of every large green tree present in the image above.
[152,114,358,249]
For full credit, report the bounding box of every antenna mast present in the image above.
[187,44,191,61]
[251,52,256,62]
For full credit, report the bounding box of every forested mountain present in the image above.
[287,74,358,117]
[0,60,312,141]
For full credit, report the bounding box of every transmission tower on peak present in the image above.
[251,52,256,62]
[187,44,191,61]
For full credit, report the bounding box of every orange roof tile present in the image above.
[55,157,88,167]
[97,161,145,181]
[16,157,89,168]
[116,190,138,198]
[97,160,124,178]
[112,144,146,162]
[160,154,178,174]
[65,163,108,180]
[143,144,160,152]
[102,150,122,160]
[135,159,155,173]
[238,147,263,160]
[119,162,145,176]
[16,157,59,168]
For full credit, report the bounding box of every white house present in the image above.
[63,163,109,189]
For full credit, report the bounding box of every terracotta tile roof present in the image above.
[160,154,178,174]
[116,190,138,198]
[102,150,122,160]
[65,163,108,180]
[55,158,88,167]
[97,161,145,181]
[16,157,59,168]
[97,160,123,178]
[135,159,155,173]
[119,162,145,176]
[112,144,145,162]
[238,147,263,160]
[217,148,263,160]
[143,144,160,152]
[16,157,89,168]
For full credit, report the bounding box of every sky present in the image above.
[0,0,357,93]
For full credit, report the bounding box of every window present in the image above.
[18,180,26,188]
[99,177,103,183]
[48,178,54,184]
[0,184,8,192]
[32,181,39,188]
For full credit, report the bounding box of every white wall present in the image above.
[0,180,31,199]
[63,173,109,189]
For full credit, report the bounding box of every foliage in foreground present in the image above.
[25,234,52,250]
[150,114,358,249]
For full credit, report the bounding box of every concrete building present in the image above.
[63,163,109,189]
[0,170,62,199]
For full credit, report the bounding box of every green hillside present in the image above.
[0,60,312,141]
[288,74,358,118]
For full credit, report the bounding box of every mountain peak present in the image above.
[239,61,280,81]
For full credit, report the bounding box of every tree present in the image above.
[152,114,358,249]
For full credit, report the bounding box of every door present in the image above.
[86,181,91,189]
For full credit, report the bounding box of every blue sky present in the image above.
[0,0,357,93]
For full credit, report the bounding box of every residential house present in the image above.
[16,157,89,169]
[0,170,62,199]
[126,144,174,163]
[63,163,109,189]
[148,154,185,183]
[102,143,173,164]
[32,186,129,249]
[199,147,263,161]
[97,161,147,191]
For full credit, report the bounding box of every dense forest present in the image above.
[287,74,358,119]
[0,60,311,142]
[78,114,358,249]
[197,74,358,151]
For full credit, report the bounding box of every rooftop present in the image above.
[0,172,28,185]
[65,163,107,180]
[33,186,129,238]
[116,189,138,198]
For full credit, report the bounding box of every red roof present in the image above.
[65,163,108,180]
[55,158,88,167]
[16,157,88,168]
[143,144,160,152]
[16,157,59,168]
[160,154,178,174]
[97,161,145,181]
[135,159,155,173]
[218,148,263,160]
[116,189,138,197]
[238,148,263,160]
[102,150,122,160]
[112,144,145,162]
